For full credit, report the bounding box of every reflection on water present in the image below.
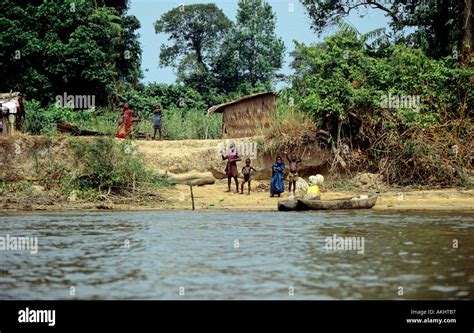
[0,210,472,299]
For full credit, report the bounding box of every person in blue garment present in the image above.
[270,156,285,197]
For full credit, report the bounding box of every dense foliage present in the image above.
[2,0,473,187]
[300,0,473,58]
[0,0,142,105]
[290,31,473,125]
[288,31,473,185]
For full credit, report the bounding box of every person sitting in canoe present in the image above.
[304,174,324,200]
[270,156,285,197]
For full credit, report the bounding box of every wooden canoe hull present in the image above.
[277,200,299,211]
[278,195,378,211]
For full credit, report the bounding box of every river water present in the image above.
[0,210,472,300]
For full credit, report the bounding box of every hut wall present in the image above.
[222,94,275,138]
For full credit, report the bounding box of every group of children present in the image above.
[222,144,322,199]
[221,142,256,195]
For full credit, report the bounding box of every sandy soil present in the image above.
[133,139,474,212]
[155,180,474,212]
[136,138,268,176]
[1,181,472,212]
[135,137,327,180]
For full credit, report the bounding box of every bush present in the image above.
[22,100,57,135]
[70,137,153,193]
[22,100,117,136]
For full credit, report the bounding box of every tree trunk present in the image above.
[463,0,473,50]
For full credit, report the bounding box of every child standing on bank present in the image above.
[241,158,257,195]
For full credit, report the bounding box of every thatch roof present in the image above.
[207,91,276,115]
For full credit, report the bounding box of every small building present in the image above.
[208,91,276,138]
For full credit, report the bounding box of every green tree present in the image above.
[154,4,232,101]
[214,0,285,93]
[0,0,141,105]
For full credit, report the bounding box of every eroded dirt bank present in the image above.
[136,137,329,179]
[0,135,473,212]
[0,134,329,181]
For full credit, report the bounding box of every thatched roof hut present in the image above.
[208,91,276,138]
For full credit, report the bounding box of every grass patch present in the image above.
[22,100,222,140]
[259,102,316,154]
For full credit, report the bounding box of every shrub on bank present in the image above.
[287,31,473,186]
[259,102,316,154]
[22,101,117,136]
[69,137,156,193]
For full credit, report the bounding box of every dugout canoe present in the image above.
[278,195,378,211]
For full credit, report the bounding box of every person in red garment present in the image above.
[116,103,132,138]
[123,103,132,137]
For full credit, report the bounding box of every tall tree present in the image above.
[102,0,142,86]
[462,0,473,50]
[214,0,285,93]
[154,3,232,100]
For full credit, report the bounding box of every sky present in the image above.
[128,0,391,86]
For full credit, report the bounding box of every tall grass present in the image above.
[258,103,316,154]
[162,108,222,140]
[22,100,222,140]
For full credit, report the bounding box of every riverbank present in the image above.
[1,134,473,213]
[1,180,472,213]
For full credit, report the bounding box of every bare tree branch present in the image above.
[342,1,399,23]
[367,0,399,22]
